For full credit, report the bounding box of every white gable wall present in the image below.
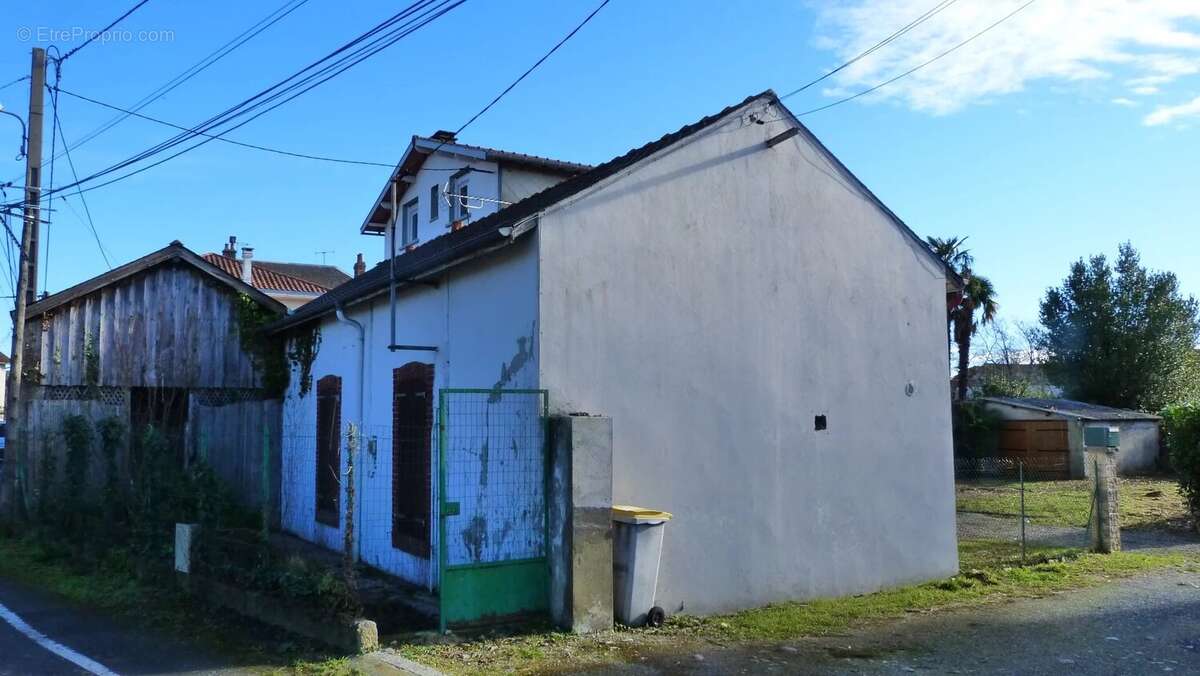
[280,237,539,588]
[537,102,958,613]
[384,153,501,260]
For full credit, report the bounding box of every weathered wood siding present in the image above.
[188,396,282,518]
[15,388,129,504]
[26,261,261,388]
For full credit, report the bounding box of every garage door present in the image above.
[997,420,1070,478]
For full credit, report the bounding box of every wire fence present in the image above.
[956,459,1102,562]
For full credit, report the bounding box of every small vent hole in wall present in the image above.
[815,415,827,431]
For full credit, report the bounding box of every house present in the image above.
[980,396,1162,477]
[201,236,354,310]
[951,363,1063,399]
[9,241,285,512]
[269,90,960,624]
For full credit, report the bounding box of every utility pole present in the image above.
[2,47,46,519]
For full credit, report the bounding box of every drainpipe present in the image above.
[389,180,398,352]
[335,303,365,562]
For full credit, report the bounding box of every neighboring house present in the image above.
[952,363,1063,398]
[269,90,959,621]
[980,396,1162,477]
[10,241,285,511]
[202,236,354,310]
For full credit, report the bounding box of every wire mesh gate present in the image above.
[438,388,549,632]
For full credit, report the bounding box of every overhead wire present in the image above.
[54,115,112,268]
[59,0,154,62]
[780,0,963,100]
[793,0,1039,116]
[57,0,311,160]
[5,0,465,205]
[57,87,394,168]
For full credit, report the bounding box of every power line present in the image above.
[54,115,112,268]
[58,0,311,160]
[59,0,154,62]
[8,0,464,204]
[795,0,1039,117]
[779,0,962,100]
[418,0,609,182]
[57,87,394,168]
[0,76,29,92]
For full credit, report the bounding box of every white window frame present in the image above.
[402,198,419,245]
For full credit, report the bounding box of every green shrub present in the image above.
[1162,402,1200,523]
[952,401,1001,457]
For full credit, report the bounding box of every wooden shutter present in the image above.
[392,362,434,556]
[315,374,342,526]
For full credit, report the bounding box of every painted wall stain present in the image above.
[489,321,536,402]
[462,514,488,562]
[479,438,489,488]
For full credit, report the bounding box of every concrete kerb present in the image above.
[368,650,447,675]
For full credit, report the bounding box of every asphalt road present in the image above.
[0,576,239,675]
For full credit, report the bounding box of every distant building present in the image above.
[952,362,1063,399]
[202,236,353,310]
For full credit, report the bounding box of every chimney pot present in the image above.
[240,246,254,284]
[223,235,237,258]
[431,130,456,143]
[353,253,366,278]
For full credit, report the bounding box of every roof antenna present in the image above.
[315,250,334,265]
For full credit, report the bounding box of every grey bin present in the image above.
[612,505,673,627]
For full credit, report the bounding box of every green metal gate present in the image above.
[438,388,549,631]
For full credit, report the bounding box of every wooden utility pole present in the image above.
[2,47,46,519]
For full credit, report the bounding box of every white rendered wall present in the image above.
[537,103,958,614]
[280,238,540,588]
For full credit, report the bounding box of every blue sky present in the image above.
[0,0,1196,349]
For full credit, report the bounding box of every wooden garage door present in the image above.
[997,421,1069,478]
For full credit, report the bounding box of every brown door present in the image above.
[997,420,1069,477]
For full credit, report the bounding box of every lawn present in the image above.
[390,538,1192,675]
[956,476,1191,529]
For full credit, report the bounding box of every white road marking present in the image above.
[0,601,119,675]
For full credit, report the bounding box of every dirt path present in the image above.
[582,567,1200,675]
[954,511,1200,554]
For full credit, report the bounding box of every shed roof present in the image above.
[980,397,1162,422]
[25,241,286,319]
[273,90,960,333]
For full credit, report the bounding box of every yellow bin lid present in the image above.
[612,504,673,524]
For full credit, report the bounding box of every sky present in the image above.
[0,0,1197,349]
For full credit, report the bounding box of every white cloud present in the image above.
[1144,95,1200,125]
[813,0,1200,114]
[1110,97,1138,106]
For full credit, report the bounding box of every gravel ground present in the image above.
[579,517,1200,675]
[955,511,1200,554]
[585,568,1200,675]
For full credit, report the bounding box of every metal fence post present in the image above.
[1019,460,1026,564]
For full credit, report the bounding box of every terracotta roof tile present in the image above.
[201,253,329,295]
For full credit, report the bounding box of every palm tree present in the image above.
[952,271,998,401]
[926,236,999,401]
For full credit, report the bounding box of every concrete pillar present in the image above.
[549,414,613,634]
[1086,447,1121,553]
[175,523,201,573]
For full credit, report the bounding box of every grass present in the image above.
[390,538,1191,675]
[956,476,1191,529]
[0,532,363,675]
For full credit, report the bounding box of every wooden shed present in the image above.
[11,241,287,512]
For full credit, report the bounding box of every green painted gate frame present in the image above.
[437,388,550,633]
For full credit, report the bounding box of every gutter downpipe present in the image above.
[335,303,365,563]
[389,180,398,351]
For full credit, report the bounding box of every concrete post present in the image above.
[549,414,614,634]
[1086,447,1121,553]
[175,523,201,573]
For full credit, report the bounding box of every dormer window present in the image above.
[402,198,419,245]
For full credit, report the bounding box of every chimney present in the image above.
[431,129,456,143]
[240,246,254,284]
[353,253,366,278]
[223,235,237,258]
